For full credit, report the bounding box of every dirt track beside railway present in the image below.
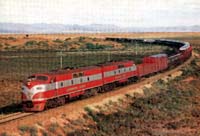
[0,53,194,134]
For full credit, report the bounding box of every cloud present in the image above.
[0,0,199,27]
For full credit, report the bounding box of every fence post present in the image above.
[60,50,63,69]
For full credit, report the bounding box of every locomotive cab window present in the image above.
[37,76,48,81]
[73,73,78,78]
[79,72,84,77]
[73,72,84,78]
[118,65,124,69]
[28,75,48,81]
[27,75,36,81]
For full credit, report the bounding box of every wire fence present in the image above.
[0,46,171,82]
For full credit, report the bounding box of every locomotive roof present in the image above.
[33,60,133,77]
[99,60,133,66]
[41,66,101,76]
[150,53,167,58]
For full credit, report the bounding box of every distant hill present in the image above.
[0,23,200,34]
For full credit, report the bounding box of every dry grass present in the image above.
[1,32,200,50]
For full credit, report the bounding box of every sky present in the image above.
[0,0,200,27]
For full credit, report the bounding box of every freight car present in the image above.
[22,39,192,111]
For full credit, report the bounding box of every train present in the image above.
[21,39,192,111]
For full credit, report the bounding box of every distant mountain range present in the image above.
[0,23,200,33]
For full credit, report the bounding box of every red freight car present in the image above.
[144,54,168,71]
[137,54,168,77]
[179,44,192,61]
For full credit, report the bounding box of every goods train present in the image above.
[21,39,192,111]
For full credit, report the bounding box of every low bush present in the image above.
[53,39,63,43]
[48,122,59,133]
[25,40,38,46]
[29,127,38,136]
[4,43,10,46]
[8,36,16,41]
[78,37,86,42]
[65,38,71,41]
[0,132,8,136]
[38,41,49,47]
[18,125,30,133]
[41,130,48,136]
[85,43,112,50]
[62,41,68,47]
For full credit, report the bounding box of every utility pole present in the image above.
[60,50,63,69]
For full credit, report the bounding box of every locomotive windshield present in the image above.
[37,76,48,81]
[27,75,48,81]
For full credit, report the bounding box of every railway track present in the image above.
[0,112,34,124]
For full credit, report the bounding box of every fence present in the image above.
[0,47,170,81]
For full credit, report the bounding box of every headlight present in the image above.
[27,92,33,99]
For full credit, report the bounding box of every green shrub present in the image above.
[19,125,30,133]
[0,132,8,136]
[11,46,17,49]
[48,122,59,133]
[61,113,66,118]
[25,40,38,46]
[84,107,99,122]
[85,43,112,50]
[41,130,48,136]
[62,41,68,47]
[85,43,96,50]
[8,36,16,41]
[29,127,38,136]
[65,38,71,41]
[38,41,49,46]
[4,43,10,46]
[53,39,63,43]
[79,37,85,42]
[4,47,9,50]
